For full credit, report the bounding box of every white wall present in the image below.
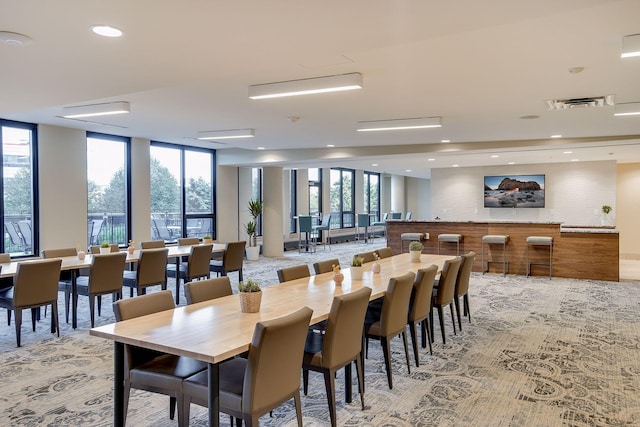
[405,177,431,220]
[617,163,640,258]
[431,161,617,225]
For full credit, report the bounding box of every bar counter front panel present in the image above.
[386,221,618,281]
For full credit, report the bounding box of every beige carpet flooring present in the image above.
[1,241,639,426]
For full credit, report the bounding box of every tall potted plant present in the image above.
[245,198,263,261]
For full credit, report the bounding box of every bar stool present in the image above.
[438,234,462,255]
[356,213,372,244]
[401,233,424,252]
[481,235,509,276]
[526,236,553,279]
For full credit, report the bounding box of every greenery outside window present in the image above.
[364,171,380,222]
[330,168,354,228]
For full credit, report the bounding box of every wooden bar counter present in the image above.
[386,220,619,281]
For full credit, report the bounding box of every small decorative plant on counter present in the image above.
[371,252,381,274]
[350,255,365,280]
[601,205,613,226]
[332,264,344,285]
[238,279,262,313]
[100,241,111,254]
[601,205,612,215]
[409,241,424,261]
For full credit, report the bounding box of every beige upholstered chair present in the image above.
[113,290,206,426]
[0,253,12,293]
[430,257,462,344]
[313,258,340,275]
[355,251,376,264]
[0,258,62,347]
[454,251,476,330]
[184,276,232,304]
[69,252,127,327]
[277,264,310,283]
[210,241,245,282]
[302,287,371,427]
[408,265,438,365]
[141,240,166,249]
[177,237,200,246]
[89,244,120,254]
[181,306,313,427]
[123,248,169,297]
[375,247,394,259]
[167,244,212,287]
[365,271,415,389]
[41,247,78,319]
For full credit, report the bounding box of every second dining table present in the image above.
[90,252,455,427]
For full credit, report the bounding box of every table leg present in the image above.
[344,363,353,403]
[114,342,124,427]
[71,269,78,329]
[174,257,180,305]
[208,363,220,427]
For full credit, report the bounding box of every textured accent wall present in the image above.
[431,161,616,225]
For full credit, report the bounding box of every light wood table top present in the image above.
[90,252,454,364]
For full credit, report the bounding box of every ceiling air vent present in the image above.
[545,95,614,111]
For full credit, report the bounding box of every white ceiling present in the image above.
[1,0,639,178]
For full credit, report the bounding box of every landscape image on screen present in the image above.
[484,175,545,208]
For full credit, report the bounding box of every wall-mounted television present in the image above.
[484,175,545,208]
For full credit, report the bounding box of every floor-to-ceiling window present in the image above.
[308,168,322,217]
[86,132,130,247]
[330,168,354,228]
[364,171,380,222]
[150,143,215,242]
[1,119,37,256]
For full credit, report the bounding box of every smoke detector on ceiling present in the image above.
[545,95,614,111]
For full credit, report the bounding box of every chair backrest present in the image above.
[13,259,62,307]
[375,247,394,259]
[298,216,313,233]
[356,213,370,227]
[277,264,310,283]
[178,237,200,246]
[313,258,340,275]
[355,251,376,264]
[380,271,415,336]
[89,252,127,294]
[321,287,372,368]
[405,212,412,220]
[137,248,169,287]
[0,253,11,263]
[434,257,462,306]
[89,219,104,245]
[17,221,32,243]
[243,306,313,415]
[5,224,24,246]
[42,247,77,258]
[113,289,175,321]
[89,244,120,254]
[153,218,173,240]
[320,214,331,228]
[141,240,166,249]
[390,212,402,220]
[382,212,389,221]
[185,276,232,304]
[187,244,213,278]
[223,241,246,272]
[409,265,438,322]
[455,251,476,297]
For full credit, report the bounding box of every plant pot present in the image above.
[333,272,344,285]
[239,291,262,313]
[100,247,110,255]
[245,245,260,261]
[350,266,364,280]
[372,262,381,274]
[77,251,86,261]
[409,250,421,262]
[203,238,213,244]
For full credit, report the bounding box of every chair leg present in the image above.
[51,302,59,337]
[380,337,393,389]
[401,330,411,374]
[408,320,420,367]
[355,354,365,410]
[97,295,102,316]
[454,295,462,331]
[422,318,433,355]
[89,295,96,328]
[323,369,337,427]
[31,308,37,331]
[169,396,176,420]
[437,306,446,344]
[293,391,303,427]
[64,287,71,323]
[464,295,471,323]
[429,307,435,343]
[7,309,11,326]
[15,308,22,347]
[449,303,457,336]
[302,368,309,395]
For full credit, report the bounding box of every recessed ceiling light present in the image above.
[257,147,265,150]
[371,163,379,167]
[520,115,539,120]
[427,158,436,161]
[249,73,362,99]
[357,117,442,132]
[452,164,459,167]
[441,139,450,143]
[196,129,255,140]
[563,151,573,154]
[508,162,516,165]
[405,169,412,172]
[326,144,335,147]
[0,31,32,46]
[91,25,123,38]
[62,101,130,118]
[491,155,499,158]
[551,134,563,138]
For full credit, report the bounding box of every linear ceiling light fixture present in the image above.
[249,73,362,99]
[614,102,640,116]
[621,33,640,58]
[196,129,255,140]
[62,101,130,118]
[356,116,442,132]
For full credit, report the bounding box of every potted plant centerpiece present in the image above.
[350,255,365,280]
[601,205,612,226]
[238,279,262,313]
[409,241,423,261]
[245,198,263,261]
[100,240,111,255]
[202,234,213,245]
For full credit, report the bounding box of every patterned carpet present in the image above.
[1,241,639,426]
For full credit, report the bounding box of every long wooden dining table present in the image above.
[90,252,455,427]
[0,244,224,329]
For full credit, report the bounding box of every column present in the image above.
[263,166,284,257]
[391,174,406,214]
